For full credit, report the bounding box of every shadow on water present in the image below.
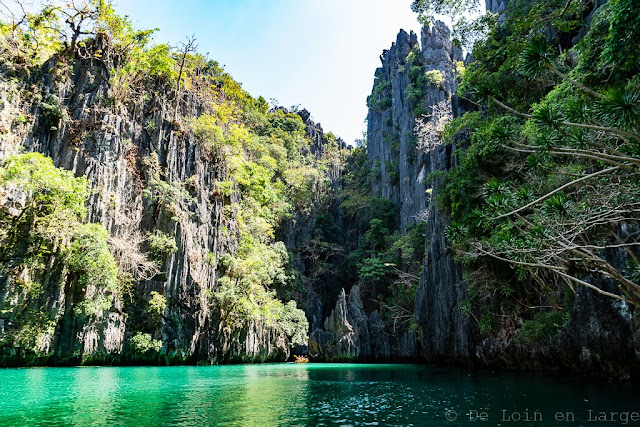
[0,364,638,426]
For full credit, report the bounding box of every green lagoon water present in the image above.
[0,363,638,426]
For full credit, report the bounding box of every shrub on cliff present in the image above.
[0,153,125,350]
[130,332,162,361]
[0,153,89,257]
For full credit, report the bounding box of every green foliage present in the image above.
[130,332,162,357]
[387,161,400,185]
[146,230,178,261]
[442,111,483,143]
[200,92,346,349]
[39,95,68,131]
[0,153,89,258]
[596,88,640,130]
[65,223,119,295]
[477,314,494,336]
[405,45,429,116]
[516,310,568,346]
[322,145,424,334]
[358,257,392,282]
[367,77,392,112]
[0,152,88,217]
[277,301,309,347]
[434,0,640,323]
[284,166,320,212]
[12,312,56,353]
[0,4,62,68]
[390,221,427,263]
[192,114,225,148]
[92,0,169,102]
[411,0,481,27]
[213,241,309,347]
[0,153,124,330]
[425,70,444,87]
[76,294,112,317]
[144,44,176,79]
[460,299,473,316]
[600,0,640,78]
[362,219,389,252]
[142,153,193,219]
[148,291,167,317]
[192,112,252,154]
[518,38,554,78]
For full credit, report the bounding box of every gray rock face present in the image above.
[555,229,640,379]
[413,140,476,363]
[215,320,289,363]
[410,24,474,365]
[367,23,462,229]
[366,28,418,219]
[297,108,349,160]
[309,286,392,361]
[473,244,640,379]
[366,21,473,360]
[486,0,509,14]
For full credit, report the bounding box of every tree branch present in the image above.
[545,63,607,101]
[490,96,531,118]
[491,166,621,220]
[553,270,628,302]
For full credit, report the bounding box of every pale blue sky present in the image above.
[114,0,425,145]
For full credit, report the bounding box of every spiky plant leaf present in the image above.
[469,74,498,103]
[566,129,589,149]
[535,132,562,149]
[446,222,470,243]
[542,193,571,218]
[563,99,590,124]
[532,104,564,131]
[519,39,555,78]
[490,122,513,143]
[596,89,640,131]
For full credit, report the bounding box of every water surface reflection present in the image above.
[0,364,638,426]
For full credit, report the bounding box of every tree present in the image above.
[50,0,99,52]
[173,35,197,121]
[429,0,640,308]
[0,153,89,259]
[411,0,479,25]
[411,0,490,49]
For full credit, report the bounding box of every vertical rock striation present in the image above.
[366,23,463,230]
[0,52,240,364]
[410,23,476,363]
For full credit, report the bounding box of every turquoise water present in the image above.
[0,364,638,426]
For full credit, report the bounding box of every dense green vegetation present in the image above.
[0,153,119,351]
[298,144,427,334]
[406,45,430,117]
[413,0,639,340]
[367,70,392,112]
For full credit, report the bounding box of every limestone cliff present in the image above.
[0,37,331,365]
